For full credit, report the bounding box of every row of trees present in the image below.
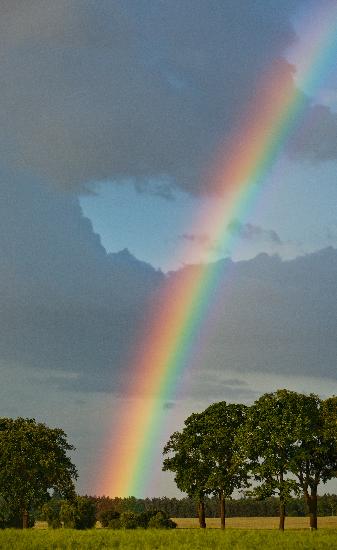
[89,493,337,519]
[163,389,337,530]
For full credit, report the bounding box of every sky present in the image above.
[0,0,337,498]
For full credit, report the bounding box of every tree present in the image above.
[163,419,212,528]
[237,390,304,530]
[0,417,77,528]
[163,403,248,529]
[197,402,248,529]
[289,395,337,530]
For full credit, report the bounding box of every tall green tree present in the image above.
[237,390,305,530]
[289,395,337,530]
[198,402,248,529]
[163,417,212,528]
[163,402,248,528]
[0,417,77,528]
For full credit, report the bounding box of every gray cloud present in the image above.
[182,370,258,402]
[0,172,163,393]
[178,233,213,246]
[227,220,283,244]
[168,247,337,388]
[287,104,337,161]
[0,177,336,399]
[0,0,311,196]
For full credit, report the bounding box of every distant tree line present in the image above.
[87,493,337,520]
[162,389,337,530]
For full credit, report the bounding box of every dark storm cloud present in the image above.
[0,0,316,196]
[169,248,337,386]
[0,173,163,390]
[0,176,336,395]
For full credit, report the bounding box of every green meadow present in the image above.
[2,525,337,550]
[1,528,337,550]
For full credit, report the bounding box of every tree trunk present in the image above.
[219,491,226,529]
[279,470,285,530]
[22,510,29,529]
[279,500,285,531]
[304,487,318,530]
[198,498,206,528]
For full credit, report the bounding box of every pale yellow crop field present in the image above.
[173,516,337,530]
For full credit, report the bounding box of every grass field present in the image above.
[2,527,337,549]
[173,516,337,529]
[2,519,337,549]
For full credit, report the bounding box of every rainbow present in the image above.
[97,3,337,497]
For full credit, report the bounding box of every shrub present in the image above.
[98,508,120,528]
[120,511,139,529]
[60,501,76,529]
[74,497,97,530]
[148,511,177,529]
[41,501,63,529]
[0,496,35,528]
[59,497,96,530]
[135,510,163,528]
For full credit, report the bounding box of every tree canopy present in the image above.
[0,417,77,528]
[163,413,213,527]
[163,390,337,530]
[163,401,247,528]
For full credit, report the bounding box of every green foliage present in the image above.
[290,395,337,488]
[120,511,139,529]
[0,495,35,528]
[163,389,337,530]
[41,500,62,529]
[163,426,210,501]
[148,511,177,529]
[74,497,97,530]
[60,501,76,529]
[237,390,305,504]
[89,493,337,519]
[198,402,249,497]
[163,401,248,527]
[0,417,77,527]
[103,508,175,530]
[97,508,120,527]
[163,402,248,500]
[59,497,96,529]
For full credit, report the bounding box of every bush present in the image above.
[74,497,97,530]
[120,511,139,529]
[102,508,176,530]
[60,501,76,529]
[59,497,96,530]
[98,509,120,528]
[0,496,35,528]
[41,501,63,529]
[148,512,177,529]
